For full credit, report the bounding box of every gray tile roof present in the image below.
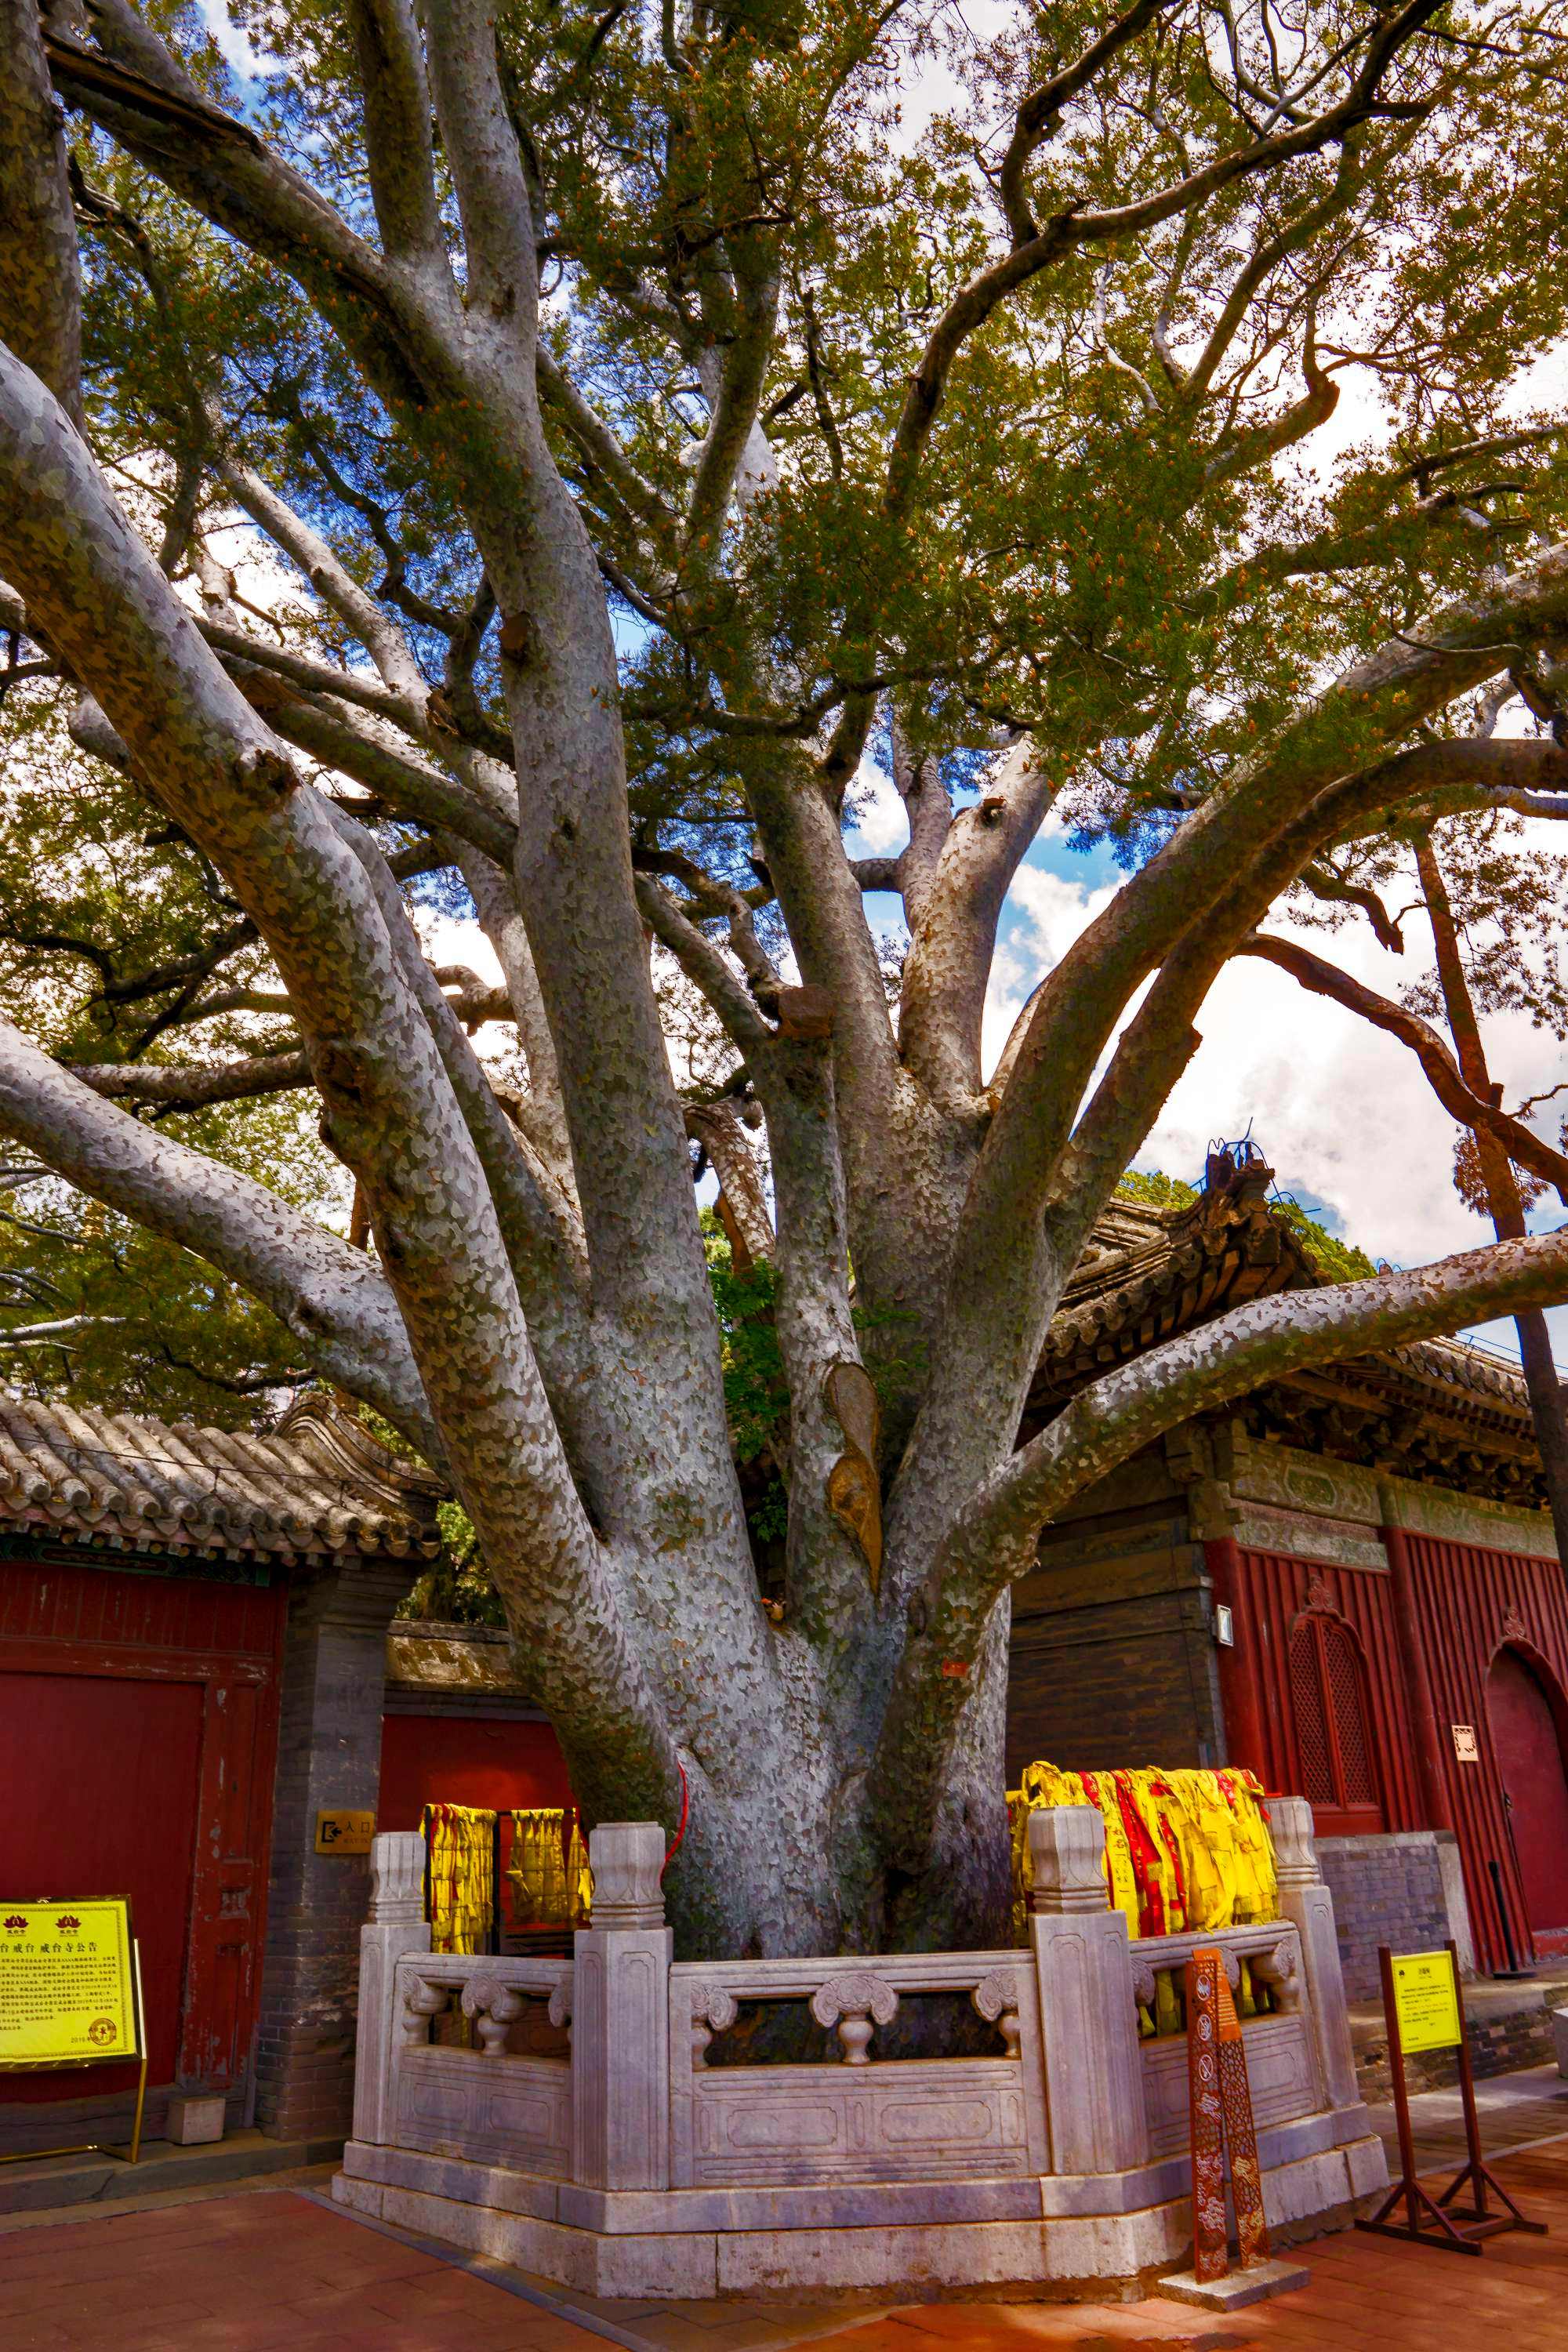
[0,1388,443,1563]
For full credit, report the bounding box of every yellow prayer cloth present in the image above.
[1007,1760,1277,1947]
[423,1802,496,1955]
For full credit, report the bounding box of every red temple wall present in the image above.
[1399,1531,1568,1973]
[1210,1530,1568,1973]
[376,1711,572,1831]
[1210,1544,1425,1838]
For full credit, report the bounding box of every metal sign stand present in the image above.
[1356,1939,1544,2253]
[0,1936,148,2167]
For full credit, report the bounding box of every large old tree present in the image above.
[5,0,1568,1957]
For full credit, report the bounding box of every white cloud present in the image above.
[843,757,909,859]
[975,818,1568,1360]
[201,0,267,82]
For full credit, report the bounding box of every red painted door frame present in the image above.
[0,1569,284,2093]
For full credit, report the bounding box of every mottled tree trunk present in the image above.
[1417,837,1568,1570]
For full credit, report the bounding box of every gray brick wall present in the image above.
[254,1555,412,2142]
[1316,1831,1454,2002]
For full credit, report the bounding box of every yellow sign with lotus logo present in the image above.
[0,1898,139,2067]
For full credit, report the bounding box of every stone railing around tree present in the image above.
[338,1796,1383,2299]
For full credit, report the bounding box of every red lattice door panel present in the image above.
[1287,1613,1384,1837]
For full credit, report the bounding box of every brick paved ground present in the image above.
[3,2125,1566,2352]
[0,2184,608,2352]
[807,2143,1568,2352]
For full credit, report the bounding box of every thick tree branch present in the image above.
[997,0,1177,245]
[420,0,539,331]
[1,0,82,422]
[897,734,1059,1114]
[228,666,520,862]
[1241,931,1568,1203]
[454,846,573,1174]
[636,873,777,1055]
[343,0,447,270]
[686,1098,774,1269]
[682,252,781,552]
[69,1048,312,1106]
[887,711,953,933]
[0,1015,437,1452]
[196,616,419,726]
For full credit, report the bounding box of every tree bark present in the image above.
[1415,836,1568,1569]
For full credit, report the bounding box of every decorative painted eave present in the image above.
[1026,1165,1542,1501]
[1029,1173,1319,1414]
[0,1387,444,1564]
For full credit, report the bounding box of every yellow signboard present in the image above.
[315,1809,375,1855]
[0,1899,138,2067]
[1392,1948,1461,2054]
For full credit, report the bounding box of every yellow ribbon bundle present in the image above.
[423,1803,594,1952]
[423,1802,496,1955]
[507,1807,592,1928]
[1007,1760,1277,1949]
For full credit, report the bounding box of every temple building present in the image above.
[1009,1145,1568,1996]
[3,1148,1566,2158]
[0,1394,565,2160]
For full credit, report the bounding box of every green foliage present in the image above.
[398,1502,506,1627]
[700,1210,786,1465]
[0,1131,342,1430]
[1116,1168,1200,1214]
[1269,1199,1377,1285]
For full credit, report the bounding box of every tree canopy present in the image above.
[4,0,1568,1958]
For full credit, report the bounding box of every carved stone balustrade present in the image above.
[972,1966,1025,2058]
[401,1976,448,2041]
[686,1980,737,2069]
[460,1974,526,2055]
[808,1969,898,2063]
[339,1813,1385,2302]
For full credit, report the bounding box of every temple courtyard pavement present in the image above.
[4,2066,1567,2352]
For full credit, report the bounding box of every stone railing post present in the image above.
[1271,1795,1358,2111]
[1027,1806,1149,2175]
[352,1829,430,2146]
[571,1822,672,2190]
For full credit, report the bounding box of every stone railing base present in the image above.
[332,2103,1384,2299]
[343,1806,1387,2301]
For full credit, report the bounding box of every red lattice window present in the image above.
[1287,1613,1382,1828]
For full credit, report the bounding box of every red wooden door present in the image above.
[0,1671,205,2095]
[0,1560,284,2100]
[181,1675,278,2085]
[1486,1648,1568,1936]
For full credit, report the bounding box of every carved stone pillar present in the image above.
[571,1822,672,2190]
[351,1831,430,2147]
[1271,1795,1359,2112]
[1026,1805,1149,2174]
